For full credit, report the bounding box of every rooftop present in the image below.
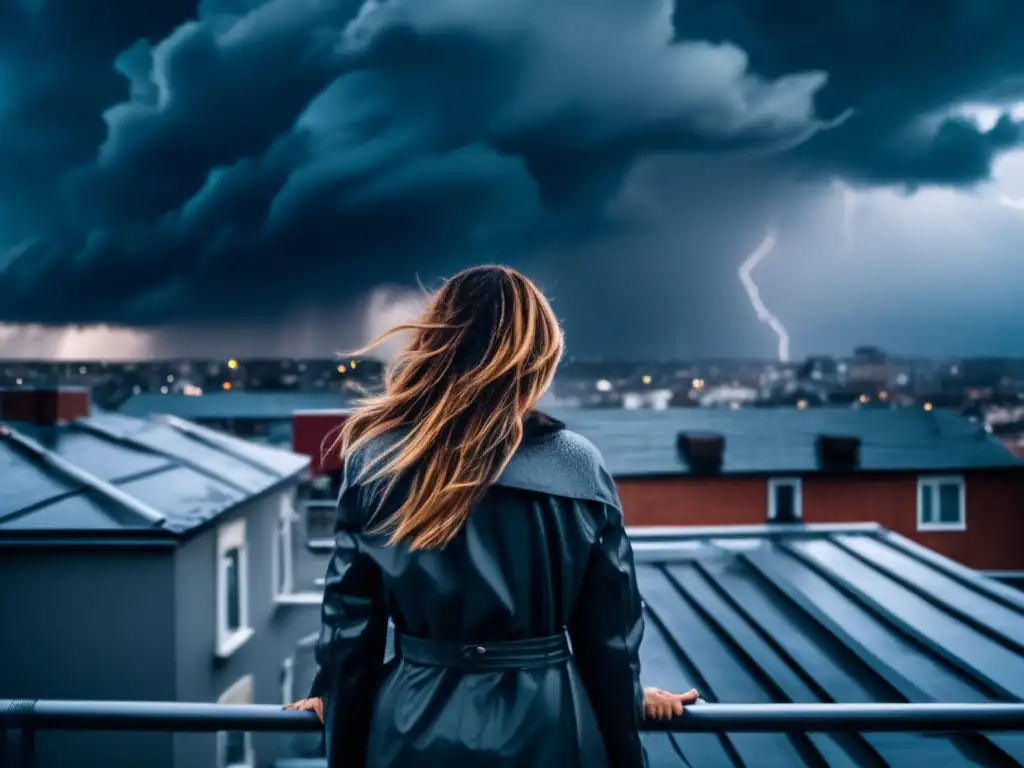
[117,390,353,421]
[547,406,1022,477]
[0,411,309,537]
[629,522,1024,766]
[288,523,1024,766]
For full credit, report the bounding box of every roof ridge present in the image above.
[0,423,166,527]
[154,414,287,477]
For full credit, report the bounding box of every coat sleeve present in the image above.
[307,479,389,763]
[568,502,648,768]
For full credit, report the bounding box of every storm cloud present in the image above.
[1,0,1024,357]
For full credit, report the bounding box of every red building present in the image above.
[556,407,1024,580]
[292,409,352,542]
[290,406,1024,580]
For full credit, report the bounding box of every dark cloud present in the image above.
[1,0,1024,357]
[675,0,1024,186]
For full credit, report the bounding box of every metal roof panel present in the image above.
[636,525,1024,765]
[0,410,308,536]
[0,493,124,531]
[9,421,172,482]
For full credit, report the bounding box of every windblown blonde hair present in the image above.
[331,265,564,550]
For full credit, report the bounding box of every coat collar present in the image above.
[522,409,566,440]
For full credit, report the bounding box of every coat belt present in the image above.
[397,631,571,670]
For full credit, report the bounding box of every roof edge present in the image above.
[613,465,1023,481]
[626,521,884,542]
[0,529,177,550]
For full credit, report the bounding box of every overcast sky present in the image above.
[1,0,1023,361]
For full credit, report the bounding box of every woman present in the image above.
[286,265,697,766]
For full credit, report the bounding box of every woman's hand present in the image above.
[643,687,701,720]
[283,697,324,724]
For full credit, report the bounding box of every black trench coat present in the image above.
[309,412,648,767]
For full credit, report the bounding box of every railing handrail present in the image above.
[3,700,1024,733]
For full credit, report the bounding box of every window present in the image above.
[217,519,253,657]
[305,500,336,546]
[768,477,802,521]
[280,656,294,705]
[917,475,966,531]
[217,675,255,768]
[273,494,296,598]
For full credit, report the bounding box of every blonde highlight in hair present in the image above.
[332,266,564,550]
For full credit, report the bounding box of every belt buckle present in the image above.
[463,643,488,659]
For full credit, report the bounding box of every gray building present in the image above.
[0,390,330,768]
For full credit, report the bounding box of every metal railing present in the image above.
[3,699,1024,733]
[4,699,1024,766]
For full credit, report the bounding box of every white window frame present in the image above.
[917,474,966,532]
[217,675,255,768]
[767,477,803,521]
[216,518,253,658]
[273,493,325,606]
[272,494,297,599]
[280,656,295,705]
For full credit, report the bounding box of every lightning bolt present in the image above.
[738,228,790,362]
[833,179,857,255]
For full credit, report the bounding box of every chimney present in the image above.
[677,431,726,474]
[0,388,91,426]
[816,434,861,471]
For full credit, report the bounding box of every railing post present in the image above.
[20,726,36,768]
[1,725,36,768]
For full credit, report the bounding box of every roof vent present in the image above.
[677,431,726,474]
[0,388,90,426]
[816,434,861,471]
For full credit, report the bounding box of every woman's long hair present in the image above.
[331,265,564,550]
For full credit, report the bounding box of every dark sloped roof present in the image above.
[0,411,309,536]
[546,406,1021,476]
[281,523,1024,767]
[117,390,352,421]
[632,523,1024,766]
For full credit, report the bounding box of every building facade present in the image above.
[548,407,1024,579]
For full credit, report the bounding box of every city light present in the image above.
[797,399,808,409]
[222,381,232,391]
[227,359,238,370]
[350,360,358,368]
[641,375,652,385]
[182,384,203,397]
[859,394,869,404]
[159,386,168,394]
[595,379,613,392]
[337,364,347,373]
[692,378,705,389]
[924,402,933,411]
